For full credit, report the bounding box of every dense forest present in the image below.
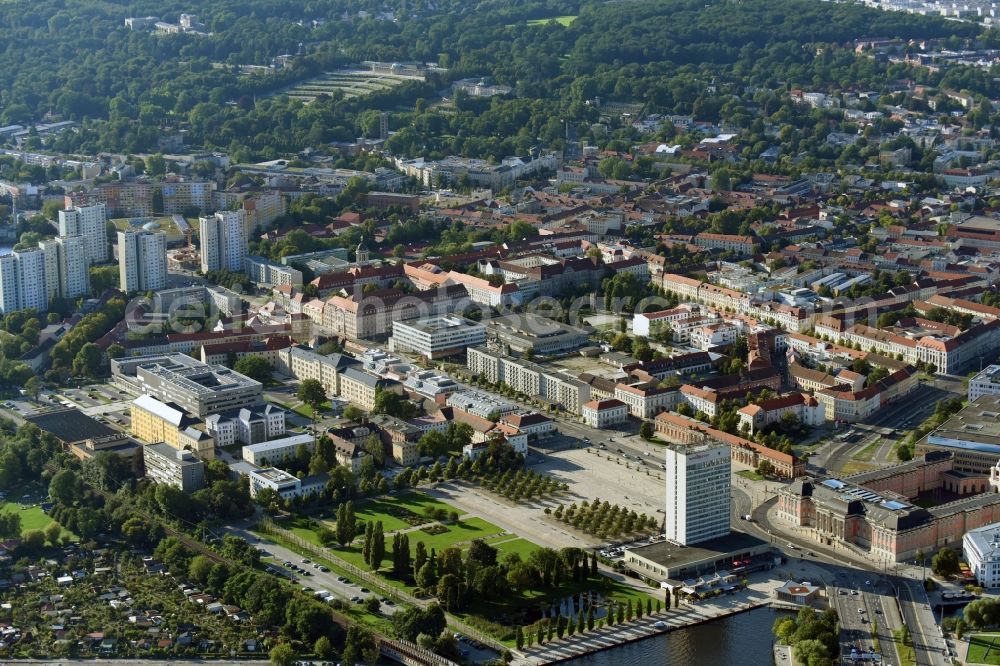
[0,0,988,161]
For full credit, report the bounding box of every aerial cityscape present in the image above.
[7,0,1000,665]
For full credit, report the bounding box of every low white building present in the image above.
[389,315,486,360]
[242,433,315,466]
[969,365,1000,402]
[964,522,1000,589]
[581,398,629,429]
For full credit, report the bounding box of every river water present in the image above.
[562,607,790,666]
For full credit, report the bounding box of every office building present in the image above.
[964,522,1000,589]
[199,210,247,273]
[130,394,215,460]
[39,236,90,300]
[118,229,167,292]
[917,395,1000,474]
[664,440,731,546]
[484,312,590,356]
[390,315,486,359]
[113,353,263,418]
[58,204,108,265]
[143,442,205,492]
[969,365,1000,402]
[205,405,286,447]
[276,346,360,397]
[242,433,315,466]
[339,367,402,411]
[582,398,629,429]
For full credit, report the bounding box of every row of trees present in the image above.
[480,468,566,502]
[517,594,664,649]
[548,499,659,539]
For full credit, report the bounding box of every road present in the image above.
[810,378,960,474]
[751,490,951,666]
[221,524,398,614]
[897,577,950,666]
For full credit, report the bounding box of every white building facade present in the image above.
[664,441,731,546]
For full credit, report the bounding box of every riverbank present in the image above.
[516,599,777,664]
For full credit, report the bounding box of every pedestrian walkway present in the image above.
[512,569,800,665]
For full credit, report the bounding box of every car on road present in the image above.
[360,587,370,593]
[857,608,865,613]
[337,576,348,582]
[319,566,330,572]
[302,558,311,564]
[582,437,590,443]
[838,590,847,595]
[653,621,667,629]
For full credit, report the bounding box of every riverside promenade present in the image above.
[513,567,812,665]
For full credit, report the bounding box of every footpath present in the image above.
[513,569,799,664]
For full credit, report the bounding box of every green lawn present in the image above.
[528,15,577,26]
[0,502,75,540]
[736,469,763,481]
[968,633,1000,665]
[352,491,467,530]
[487,536,540,560]
[508,15,577,27]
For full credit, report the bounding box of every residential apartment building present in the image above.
[466,346,591,413]
[58,204,108,265]
[664,441,732,546]
[143,443,205,492]
[118,229,167,292]
[38,236,90,301]
[199,210,247,273]
[245,255,303,288]
[737,393,824,435]
[0,249,47,314]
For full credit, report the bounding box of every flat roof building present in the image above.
[113,353,263,418]
[665,440,731,546]
[484,312,590,356]
[623,531,773,582]
[964,522,1000,589]
[390,315,486,359]
[143,443,205,493]
[918,395,1000,474]
[242,433,315,467]
[969,365,1000,402]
